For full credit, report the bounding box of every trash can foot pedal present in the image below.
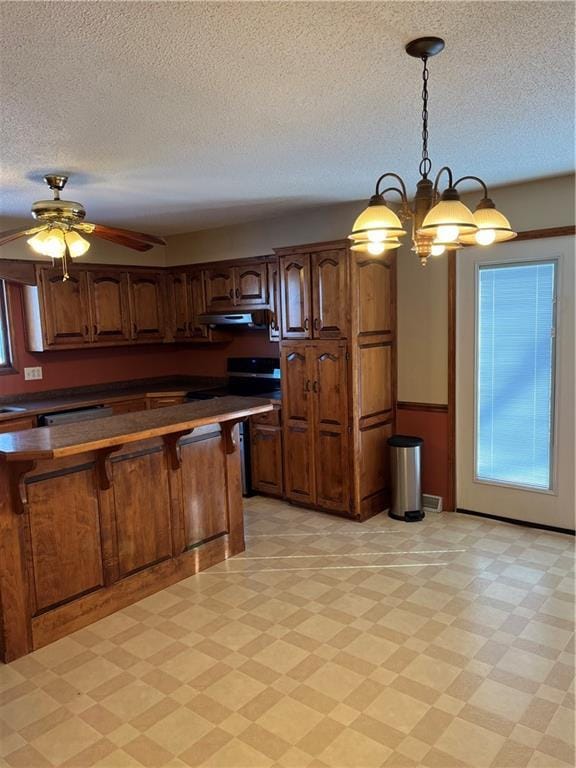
[389,509,425,522]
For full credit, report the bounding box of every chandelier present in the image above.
[349,37,517,265]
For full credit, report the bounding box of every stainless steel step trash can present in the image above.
[387,435,424,522]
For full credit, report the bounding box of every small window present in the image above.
[476,260,556,490]
[0,281,14,372]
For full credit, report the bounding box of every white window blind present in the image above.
[476,261,556,489]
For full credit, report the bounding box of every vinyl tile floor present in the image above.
[0,497,574,768]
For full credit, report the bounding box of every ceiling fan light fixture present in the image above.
[65,229,90,257]
[28,227,66,258]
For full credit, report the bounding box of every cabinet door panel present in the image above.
[39,268,90,346]
[128,273,165,341]
[87,271,130,343]
[112,448,173,576]
[283,424,315,505]
[312,250,348,338]
[168,272,190,339]
[312,342,350,512]
[281,344,315,504]
[280,255,311,339]
[234,264,268,307]
[27,468,104,612]
[250,424,283,496]
[204,268,234,312]
[268,259,281,341]
[180,431,229,547]
[281,345,313,424]
[189,270,210,339]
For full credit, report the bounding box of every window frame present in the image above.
[0,280,16,375]
[473,257,559,495]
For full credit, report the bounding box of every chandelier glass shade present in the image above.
[349,37,517,265]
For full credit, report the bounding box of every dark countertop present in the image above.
[0,397,274,461]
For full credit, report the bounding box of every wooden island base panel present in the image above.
[0,397,273,662]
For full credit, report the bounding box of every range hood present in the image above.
[197,310,270,328]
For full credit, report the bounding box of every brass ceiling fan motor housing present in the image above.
[31,175,86,224]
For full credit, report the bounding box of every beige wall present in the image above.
[166,174,575,404]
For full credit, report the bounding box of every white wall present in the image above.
[166,174,575,404]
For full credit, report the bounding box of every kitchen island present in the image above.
[0,397,273,662]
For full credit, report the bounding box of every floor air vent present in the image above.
[422,494,443,513]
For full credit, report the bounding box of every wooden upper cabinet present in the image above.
[279,248,347,340]
[204,263,268,311]
[234,264,268,307]
[127,272,165,341]
[280,254,312,339]
[188,270,211,339]
[268,259,280,341]
[312,250,348,338]
[204,267,235,312]
[38,267,90,347]
[167,272,191,340]
[86,271,130,343]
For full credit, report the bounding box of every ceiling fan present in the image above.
[0,175,166,279]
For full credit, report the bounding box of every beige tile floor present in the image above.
[0,497,574,768]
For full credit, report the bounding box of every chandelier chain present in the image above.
[419,55,432,179]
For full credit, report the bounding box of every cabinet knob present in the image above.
[235,287,240,299]
[229,288,234,299]
[304,379,311,392]
[314,318,320,331]
[304,317,310,331]
[312,381,319,393]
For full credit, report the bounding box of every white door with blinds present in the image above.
[456,235,575,530]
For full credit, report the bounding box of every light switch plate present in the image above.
[24,366,43,381]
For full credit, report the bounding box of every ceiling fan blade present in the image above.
[89,229,154,252]
[81,223,165,246]
[0,225,46,247]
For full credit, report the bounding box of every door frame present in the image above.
[447,225,575,521]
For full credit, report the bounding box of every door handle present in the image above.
[314,318,319,331]
[304,317,310,331]
[229,288,234,299]
[304,379,311,392]
[312,381,319,393]
[235,287,240,299]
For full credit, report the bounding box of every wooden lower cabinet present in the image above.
[0,416,36,433]
[0,421,247,661]
[250,421,283,497]
[110,398,148,415]
[281,341,350,513]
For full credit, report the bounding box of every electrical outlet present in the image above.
[24,366,43,381]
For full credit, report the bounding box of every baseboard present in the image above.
[456,508,575,536]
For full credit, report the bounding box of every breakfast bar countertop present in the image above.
[0,396,273,461]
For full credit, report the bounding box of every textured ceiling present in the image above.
[1,1,574,235]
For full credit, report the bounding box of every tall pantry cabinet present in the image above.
[275,239,396,521]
